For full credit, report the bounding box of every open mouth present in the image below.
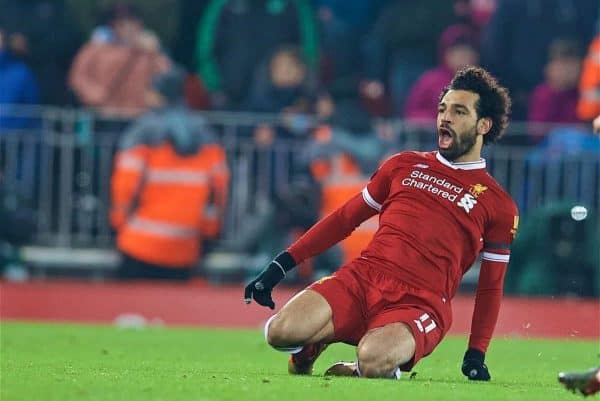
[438,127,454,149]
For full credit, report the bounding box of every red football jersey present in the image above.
[360,151,519,299]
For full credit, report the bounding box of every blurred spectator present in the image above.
[68,4,170,118]
[528,39,583,141]
[244,46,310,114]
[172,0,212,71]
[195,0,319,110]
[360,0,458,116]
[481,0,598,119]
[577,34,600,122]
[0,0,81,105]
[404,24,479,122]
[594,115,600,135]
[67,1,180,54]
[0,27,41,203]
[110,66,230,280]
[89,8,118,45]
[310,88,372,135]
[235,46,313,204]
[459,0,497,29]
[6,31,30,62]
[314,0,389,86]
[0,28,40,132]
[89,5,163,51]
[243,46,312,145]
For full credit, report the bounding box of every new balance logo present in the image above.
[457,193,477,213]
[412,163,429,168]
[413,313,437,334]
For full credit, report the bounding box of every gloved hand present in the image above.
[462,348,491,381]
[244,251,295,309]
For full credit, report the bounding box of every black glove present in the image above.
[244,251,296,310]
[462,348,491,381]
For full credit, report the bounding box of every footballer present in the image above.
[245,66,518,380]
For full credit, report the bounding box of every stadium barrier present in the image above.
[1,105,598,276]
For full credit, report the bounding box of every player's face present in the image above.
[437,90,480,161]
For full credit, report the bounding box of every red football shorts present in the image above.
[308,260,452,370]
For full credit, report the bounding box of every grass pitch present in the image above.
[1,322,598,401]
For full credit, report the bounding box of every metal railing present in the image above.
[1,105,599,250]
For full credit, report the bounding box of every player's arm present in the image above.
[243,193,376,309]
[462,208,519,381]
[469,257,508,353]
[462,257,507,381]
[244,154,398,309]
[287,191,378,264]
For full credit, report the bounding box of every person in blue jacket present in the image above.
[0,28,40,133]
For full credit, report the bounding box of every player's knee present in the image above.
[357,354,398,378]
[266,314,300,347]
[357,341,398,378]
[357,327,416,378]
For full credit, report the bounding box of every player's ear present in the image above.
[477,118,492,136]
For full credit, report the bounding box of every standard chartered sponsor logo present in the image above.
[401,170,463,202]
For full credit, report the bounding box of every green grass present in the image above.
[1,322,598,401]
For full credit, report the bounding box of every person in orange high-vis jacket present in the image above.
[111,67,229,280]
[577,35,600,121]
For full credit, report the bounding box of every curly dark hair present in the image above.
[439,66,511,145]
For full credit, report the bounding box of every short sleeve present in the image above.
[362,154,398,212]
[482,200,519,263]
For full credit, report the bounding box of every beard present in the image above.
[438,125,478,161]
